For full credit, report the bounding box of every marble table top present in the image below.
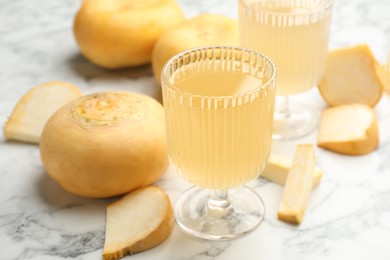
[1,0,390,259]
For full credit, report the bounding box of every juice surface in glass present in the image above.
[164,68,275,189]
[239,1,332,96]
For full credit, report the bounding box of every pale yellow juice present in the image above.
[239,3,332,96]
[163,69,275,189]
[387,52,390,71]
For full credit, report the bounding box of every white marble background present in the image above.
[1,0,390,259]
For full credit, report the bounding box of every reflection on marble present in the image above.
[1,0,390,259]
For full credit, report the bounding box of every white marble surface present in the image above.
[1,0,390,259]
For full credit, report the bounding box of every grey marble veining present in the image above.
[1,0,390,259]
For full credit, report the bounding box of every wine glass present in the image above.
[161,46,276,240]
[239,0,334,140]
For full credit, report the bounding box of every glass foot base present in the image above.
[175,186,265,240]
[272,101,319,140]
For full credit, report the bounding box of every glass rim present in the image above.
[161,45,277,99]
[239,0,335,16]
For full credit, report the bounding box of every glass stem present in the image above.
[276,96,290,119]
[208,189,230,210]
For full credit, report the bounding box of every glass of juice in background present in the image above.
[161,46,276,240]
[239,0,334,140]
[384,51,390,93]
